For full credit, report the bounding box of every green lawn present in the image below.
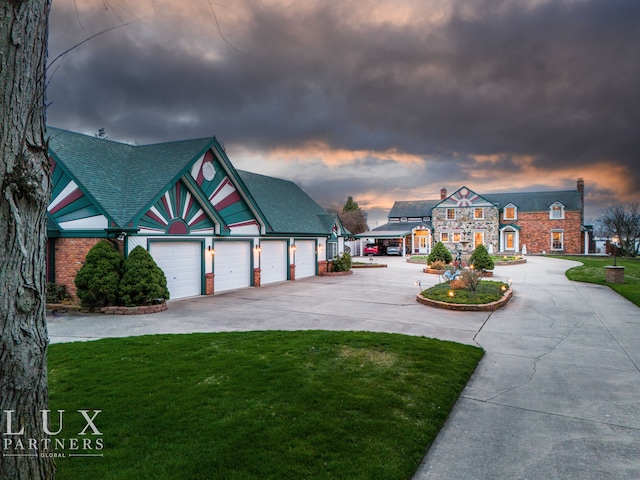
[48,331,483,480]
[550,255,640,307]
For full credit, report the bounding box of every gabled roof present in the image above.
[388,200,439,218]
[483,190,582,212]
[237,170,335,235]
[48,127,215,227]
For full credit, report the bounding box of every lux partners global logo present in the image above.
[2,410,104,459]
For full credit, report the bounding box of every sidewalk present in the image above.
[47,255,640,479]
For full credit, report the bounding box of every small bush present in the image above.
[46,283,70,304]
[428,242,452,264]
[119,246,170,306]
[332,252,352,272]
[460,269,481,293]
[430,260,446,270]
[470,244,494,271]
[75,241,123,310]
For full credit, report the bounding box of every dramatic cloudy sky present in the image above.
[46,0,639,226]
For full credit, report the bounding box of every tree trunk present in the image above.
[1,1,55,479]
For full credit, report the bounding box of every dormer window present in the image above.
[503,204,517,221]
[401,217,408,223]
[549,202,565,220]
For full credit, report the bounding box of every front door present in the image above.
[505,232,515,250]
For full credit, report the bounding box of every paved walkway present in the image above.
[47,256,640,479]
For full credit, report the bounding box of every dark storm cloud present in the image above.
[46,0,640,217]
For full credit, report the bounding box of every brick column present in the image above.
[205,273,215,295]
[253,268,261,287]
[290,264,296,281]
[318,260,328,274]
[605,266,625,284]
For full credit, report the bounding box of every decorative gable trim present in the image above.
[136,179,217,235]
[191,145,268,235]
[47,156,112,231]
[436,186,494,208]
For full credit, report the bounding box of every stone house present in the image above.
[359,179,590,256]
[46,127,346,300]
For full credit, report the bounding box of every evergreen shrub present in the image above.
[470,244,494,271]
[119,246,170,306]
[428,242,452,265]
[332,252,352,272]
[74,241,123,310]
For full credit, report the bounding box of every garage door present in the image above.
[214,241,252,292]
[150,242,202,300]
[260,241,288,284]
[295,240,316,278]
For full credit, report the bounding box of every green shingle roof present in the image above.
[388,200,439,218]
[237,170,334,235]
[483,190,582,212]
[48,127,214,227]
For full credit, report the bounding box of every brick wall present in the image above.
[52,237,109,299]
[516,211,583,254]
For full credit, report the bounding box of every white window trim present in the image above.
[440,232,449,243]
[549,202,565,220]
[503,204,518,221]
[446,208,456,220]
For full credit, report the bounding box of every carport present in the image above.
[354,222,433,256]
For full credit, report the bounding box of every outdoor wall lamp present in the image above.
[290,244,296,263]
[254,244,262,268]
[207,246,215,256]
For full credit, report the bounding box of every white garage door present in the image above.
[214,241,252,292]
[150,242,202,300]
[260,241,288,284]
[295,240,317,278]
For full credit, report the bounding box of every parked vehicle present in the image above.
[386,244,402,256]
[364,243,379,255]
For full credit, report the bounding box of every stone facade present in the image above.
[432,205,500,255]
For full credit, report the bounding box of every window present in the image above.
[551,231,563,251]
[549,203,565,219]
[504,206,516,220]
[441,232,449,242]
[453,232,461,242]
[446,208,456,220]
[474,208,484,219]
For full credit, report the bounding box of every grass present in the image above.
[421,281,509,304]
[48,331,483,480]
[549,255,640,307]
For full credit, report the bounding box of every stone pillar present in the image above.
[205,273,215,295]
[253,268,261,287]
[290,264,296,281]
[605,266,625,284]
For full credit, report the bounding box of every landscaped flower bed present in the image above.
[417,280,512,311]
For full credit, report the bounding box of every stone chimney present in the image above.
[577,178,585,222]
[440,188,447,200]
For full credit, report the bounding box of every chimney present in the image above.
[440,188,447,200]
[577,178,585,221]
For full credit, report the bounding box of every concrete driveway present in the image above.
[47,255,640,479]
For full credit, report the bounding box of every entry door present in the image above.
[474,232,485,249]
[505,232,515,250]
